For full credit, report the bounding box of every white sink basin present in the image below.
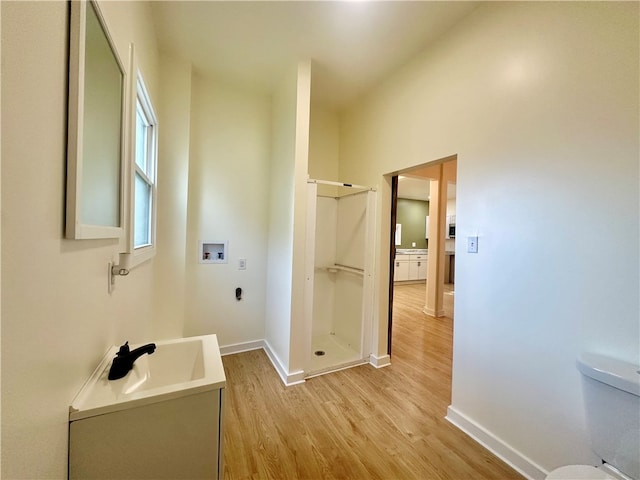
[69,334,226,421]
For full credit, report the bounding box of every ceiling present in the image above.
[150,1,477,109]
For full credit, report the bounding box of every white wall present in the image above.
[340,2,638,477]
[309,104,340,183]
[153,54,192,339]
[264,66,298,373]
[1,1,165,477]
[183,74,270,346]
[263,61,312,381]
[288,61,312,376]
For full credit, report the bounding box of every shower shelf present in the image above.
[317,264,364,277]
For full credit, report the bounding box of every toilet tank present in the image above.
[577,353,640,480]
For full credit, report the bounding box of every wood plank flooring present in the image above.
[221,283,524,479]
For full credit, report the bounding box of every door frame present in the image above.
[386,156,457,355]
[387,175,398,355]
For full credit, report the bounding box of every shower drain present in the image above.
[314,350,326,356]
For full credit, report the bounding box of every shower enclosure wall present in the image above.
[305,180,376,377]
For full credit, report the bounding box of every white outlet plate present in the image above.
[239,258,246,270]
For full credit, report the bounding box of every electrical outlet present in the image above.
[467,236,478,253]
[238,258,246,270]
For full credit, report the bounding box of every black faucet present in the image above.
[108,341,156,380]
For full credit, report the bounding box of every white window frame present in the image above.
[125,44,157,267]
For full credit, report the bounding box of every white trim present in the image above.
[125,46,157,269]
[219,340,264,356]
[66,0,126,240]
[263,340,306,386]
[369,354,391,368]
[302,182,318,376]
[361,190,377,371]
[445,405,547,480]
[219,340,393,382]
[423,306,446,317]
[218,340,306,385]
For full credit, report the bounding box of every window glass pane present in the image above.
[135,105,147,171]
[134,172,151,248]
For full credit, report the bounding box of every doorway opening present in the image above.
[387,157,457,357]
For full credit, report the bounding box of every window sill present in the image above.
[130,245,155,269]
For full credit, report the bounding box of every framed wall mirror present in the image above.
[66,0,126,239]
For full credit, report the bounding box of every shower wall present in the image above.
[312,191,368,353]
[312,197,337,338]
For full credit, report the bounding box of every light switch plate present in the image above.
[238,258,247,270]
[467,236,478,253]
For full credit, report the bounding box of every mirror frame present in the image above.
[66,0,127,240]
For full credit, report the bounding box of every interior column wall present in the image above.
[154,53,192,340]
[264,65,298,374]
[288,61,312,376]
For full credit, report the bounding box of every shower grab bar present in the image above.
[316,264,364,277]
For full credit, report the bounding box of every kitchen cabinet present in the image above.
[394,253,427,282]
[410,257,427,280]
[394,257,410,281]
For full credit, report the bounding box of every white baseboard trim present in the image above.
[369,353,391,368]
[423,306,445,317]
[262,340,306,386]
[219,339,264,356]
[446,406,547,480]
[222,339,383,386]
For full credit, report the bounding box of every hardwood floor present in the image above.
[221,283,524,479]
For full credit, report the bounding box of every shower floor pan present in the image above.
[308,334,367,378]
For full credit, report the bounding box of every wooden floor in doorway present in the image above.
[221,282,524,480]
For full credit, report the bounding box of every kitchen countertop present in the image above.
[396,249,456,255]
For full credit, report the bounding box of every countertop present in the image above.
[396,249,455,255]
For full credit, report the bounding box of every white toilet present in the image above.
[546,353,640,480]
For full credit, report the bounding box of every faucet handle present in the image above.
[116,341,130,356]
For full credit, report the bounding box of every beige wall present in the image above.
[263,61,312,381]
[153,53,192,339]
[309,103,340,183]
[340,2,638,477]
[264,65,298,374]
[288,60,312,376]
[183,74,271,345]
[3,2,637,477]
[1,1,165,477]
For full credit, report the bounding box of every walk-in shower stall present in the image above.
[305,180,376,377]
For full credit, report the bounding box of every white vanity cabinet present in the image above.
[68,334,226,480]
